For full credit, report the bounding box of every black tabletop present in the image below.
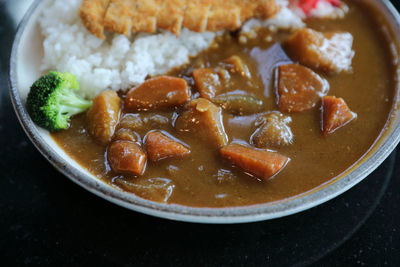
[1,1,400,266]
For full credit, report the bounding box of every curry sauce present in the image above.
[52,1,396,207]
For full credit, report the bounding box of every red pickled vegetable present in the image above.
[297,0,341,15]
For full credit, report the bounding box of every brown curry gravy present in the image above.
[52,1,396,207]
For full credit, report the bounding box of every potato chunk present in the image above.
[145,131,190,161]
[251,112,293,148]
[107,140,147,175]
[322,96,357,136]
[175,98,229,148]
[277,64,329,112]
[285,28,354,74]
[220,143,290,180]
[193,68,223,99]
[125,76,190,111]
[86,90,121,145]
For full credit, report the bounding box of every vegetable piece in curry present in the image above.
[48,0,396,207]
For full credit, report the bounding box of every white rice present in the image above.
[241,0,304,34]
[39,0,303,99]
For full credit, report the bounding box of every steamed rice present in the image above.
[39,0,303,99]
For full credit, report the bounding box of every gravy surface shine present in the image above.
[52,1,396,207]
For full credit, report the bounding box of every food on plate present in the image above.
[145,131,191,161]
[175,98,229,148]
[193,68,223,99]
[124,76,190,111]
[251,112,293,148]
[322,96,357,136]
[27,71,92,132]
[107,140,147,175]
[80,0,279,38]
[276,63,329,112]
[28,0,397,207]
[284,28,354,73]
[86,90,121,144]
[211,94,265,115]
[220,143,290,180]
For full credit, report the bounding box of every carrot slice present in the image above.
[277,63,329,112]
[107,140,147,175]
[193,68,223,99]
[125,76,190,111]
[145,131,191,161]
[220,143,290,180]
[322,96,357,136]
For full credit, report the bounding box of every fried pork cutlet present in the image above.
[80,0,279,39]
[80,0,111,39]
[182,0,211,32]
[131,0,161,33]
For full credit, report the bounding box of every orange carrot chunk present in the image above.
[145,131,191,161]
[277,63,329,112]
[125,76,190,111]
[322,96,357,136]
[220,143,290,180]
[193,68,223,99]
[108,140,147,175]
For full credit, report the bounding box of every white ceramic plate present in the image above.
[9,0,400,223]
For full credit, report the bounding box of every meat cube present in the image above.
[114,178,175,203]
[220,143,290,180]
[193,68,223,99]
[125,76,190,111]
[175,98,229,148]
[86,90,121,145]
[145,131,191,161]
[285,28,354,74]
[277,63,329,112]
[251,112,293,148]
[107,140,147,175]
[322,96,357,136]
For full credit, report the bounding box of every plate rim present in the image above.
[8,0,400,223]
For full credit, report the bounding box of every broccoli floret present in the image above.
[27,71,92,132]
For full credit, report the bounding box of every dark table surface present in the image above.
[1,0,400,266]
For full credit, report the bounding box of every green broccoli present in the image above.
[27,71,92,132]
